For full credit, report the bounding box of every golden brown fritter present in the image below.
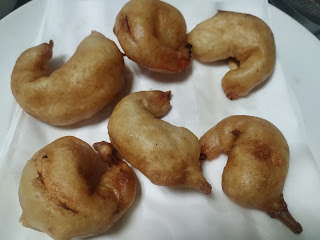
[11,31,125,125]
[108,90,211,194]
[200,115,302,234]
[188,11,276,99]
[114,0,190,72]
[19,137,136,240]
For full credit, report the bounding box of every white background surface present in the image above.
[0,0,320,239]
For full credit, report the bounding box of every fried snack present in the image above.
[200,115,302,234]
[11,31,125,125]
[108,90,211,194]
[19,137,136,240]
[187,11,276,99]
[114,0,190,72]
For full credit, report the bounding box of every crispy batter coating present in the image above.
[114,0,190,72]
[200,115,302,234]
[11,31,125,125]
[108,91,211,194]
[187,11,276,99]
[19,137,136,240]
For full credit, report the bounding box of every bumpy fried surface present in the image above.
[114,0,190,72]
[19,137,136,240]
[187,11,276,99]
[200,115,302,234]
[11,31,125,125]
[108,91,211,194]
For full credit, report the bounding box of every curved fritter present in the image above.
[187,11,276,99]
[200,115,302,234]
[19,137,136,240]
[114,0,190,72]
[11,31,125,125]
[108,90,211,194]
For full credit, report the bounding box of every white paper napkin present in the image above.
[1,0,320,239]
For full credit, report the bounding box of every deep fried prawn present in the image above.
[188,11,276,99]
[11,31,125,125]
[200,115,302,234]
[19,137,136,239]
[108,90,211,194]
[114,0,190,72]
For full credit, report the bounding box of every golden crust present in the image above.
[200,115,302,234]
[187,11,276,99]
[114,0,190,72]
[108,90,211,194]
[19,137,136,239]
[11,31,125,125]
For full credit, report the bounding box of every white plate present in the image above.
[268,6,320,167]
[0,1,319,239]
